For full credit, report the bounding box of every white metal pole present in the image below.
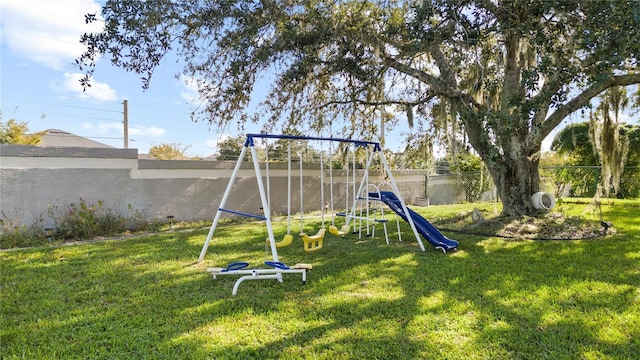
[123,99,129,149]
[345,145,350,214]
[377,150,425,251]
[287,143,292,234]
[250,144,280,263]
[264,138,271,210]
[299,150,304,233]
[320,149,325,227]
[347,146,376,227]
[329,142,335,226]
[198,145,249,262]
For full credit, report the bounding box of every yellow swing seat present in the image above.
[328,225,351,236]
[266,234,294,248]
[300,228,325,252]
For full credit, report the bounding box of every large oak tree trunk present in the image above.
[460,99,544,217]
[486,152,541,216]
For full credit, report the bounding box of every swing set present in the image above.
[198,134,431,296]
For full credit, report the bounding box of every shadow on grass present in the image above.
[2,212,639,359]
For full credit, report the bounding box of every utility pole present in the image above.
[123,99,129,149]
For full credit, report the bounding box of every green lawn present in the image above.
[1,201,639,359]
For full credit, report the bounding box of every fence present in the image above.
[1,145,443,230]
[540,166,640,199]
[429,166,640,204]
[3,144,634,232]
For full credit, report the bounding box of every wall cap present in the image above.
[0,144,138,159]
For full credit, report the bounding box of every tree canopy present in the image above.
[551,121,640,198]
[78,0,640,215]
[217,135,247,161]
[0,118,44,145]
[553,122,640,166]
[148,143,192,160]
[551,122,597,165]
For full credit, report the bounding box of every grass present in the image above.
[1,200,639,359]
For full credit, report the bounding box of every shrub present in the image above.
[450,152,493,202]
[0,199,164,248]
[0,215,47,249]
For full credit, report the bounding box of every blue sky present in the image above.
[1,1,637,157]
[0,0,410,157]
[0,0,253,157]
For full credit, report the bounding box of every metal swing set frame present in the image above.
[198,134,425,296]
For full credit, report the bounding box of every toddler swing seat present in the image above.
[300,228,325,252]
[328,225,351,236]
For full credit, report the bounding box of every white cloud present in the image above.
[51,72,118,102]
[205,134,230,152]
[1,0,103,70]
[129,126,166,137]
[180,75,200,103]
[204,138,221,152]
[81,122,121,133]
[204,139,220,148]
[180,74,221,104]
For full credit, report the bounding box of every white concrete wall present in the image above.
[0,144,464,229]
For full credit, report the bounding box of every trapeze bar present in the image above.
[347,214,389,222]
[244,133,381,151]
[218,208,267,221]
[358,196,387,201]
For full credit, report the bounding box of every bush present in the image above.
[450,152,493,202]
[0,216,47,249]
[0,199,164,248]
[541,166,639,198]
[50,199,164,240]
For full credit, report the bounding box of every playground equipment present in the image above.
[198,134,455,295]
[208,261,312,296]
[378,182,404,243]
[327,140,351,236]
[265,141,293,247]
[350,183,390,241]
[298,148,325,251]
[343,145,399,244]
[373,191,458,253]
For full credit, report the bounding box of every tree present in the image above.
[78,0,640,216]
[551,121,640,197]
[397,133,434,170]
[149,143,191,160]
[0,118,44,145]
[450,151,493,203]
[217,135,246,161]
[267,137,308,163]
[551,122,597,165]
[590,87,630,197]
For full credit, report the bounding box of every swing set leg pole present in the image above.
[199,146,249,262]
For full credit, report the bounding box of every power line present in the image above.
[2,28,89,47]
[28,8,105,25]
[7,90,124,104]
[7,91,193,117]
[86,136,127,140]
[32,102,122,113]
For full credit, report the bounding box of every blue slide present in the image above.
[372,191,458,252]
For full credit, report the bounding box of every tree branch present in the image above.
[426,44,458,91]
[383,55,442,88]
[383,53,470,102]
[540,73,640,139]
[314,96,435,111]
